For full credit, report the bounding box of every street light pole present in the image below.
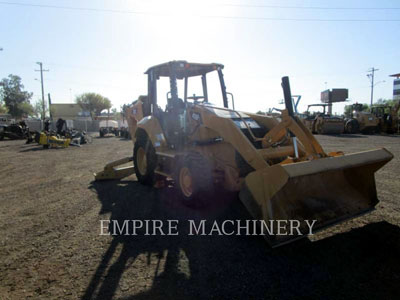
[367,67,379,107]
[35,62,49,120]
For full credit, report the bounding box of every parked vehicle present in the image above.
[345,103,379,134]
[0,121,31,140]
[299,104,344,134]
[99,120,119,137]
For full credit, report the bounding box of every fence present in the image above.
[26,120,101,133]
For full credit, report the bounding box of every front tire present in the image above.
[315,122,323,135]
[133,135,157,185]
[174,152,213,206]
[346,120,359,134]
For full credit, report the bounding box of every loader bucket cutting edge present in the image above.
[239,148,393,247]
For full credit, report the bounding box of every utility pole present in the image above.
[367,67,379,107]
[35,62,49,120]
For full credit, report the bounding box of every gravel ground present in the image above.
[0,134,399,300]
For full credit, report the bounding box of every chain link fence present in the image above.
[26,120,100,133]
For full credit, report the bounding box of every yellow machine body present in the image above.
[301,115,344,134]
[353,111,379,132]
[39,132,70,148]
[371,101,400,134]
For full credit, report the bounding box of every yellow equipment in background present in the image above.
[345,103,379,134]
[299,104,345,134]
[95,61,393,247]
[38,132,71,149]
[371,100,400,134]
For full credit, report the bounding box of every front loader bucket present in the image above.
[239,148,393,247]
[94,156,135,181]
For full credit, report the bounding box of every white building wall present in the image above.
[394,78,400,100]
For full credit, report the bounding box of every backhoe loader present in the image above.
[95,61,393,247]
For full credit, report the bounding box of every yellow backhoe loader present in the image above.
[95,61,393,247]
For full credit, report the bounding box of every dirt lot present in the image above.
[0,134,399,299]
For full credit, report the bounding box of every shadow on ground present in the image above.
[96,136,118,139]
[84,180,400,300]
[328,134,367,138]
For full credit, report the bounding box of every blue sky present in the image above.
[0,0,399,114]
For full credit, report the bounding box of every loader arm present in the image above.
[262,110,326,159]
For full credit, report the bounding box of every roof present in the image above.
[145,61,224,79]
[389,73,400,78]
[51,103,83,118]
[308,104,331,107]
[99,120,118,128]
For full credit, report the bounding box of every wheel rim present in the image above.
[137,147,147,175]
[179,167,193,197]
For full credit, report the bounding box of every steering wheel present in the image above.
[187,95,205,103]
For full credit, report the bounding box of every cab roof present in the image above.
[145,61,224,79]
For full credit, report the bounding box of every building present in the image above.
[390,73,400,101]
[50,103,91,120]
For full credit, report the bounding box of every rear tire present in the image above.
[174,152,213,206]
[133,134,157,185]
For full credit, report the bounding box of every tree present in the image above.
[0,74,33,118]
[0,95,7,114]
[19,102,34,117]
[32,100,55,119]
[75,93,112,120]
[0,104,7,114]
[374,98,400,116]
[111,107,122,120]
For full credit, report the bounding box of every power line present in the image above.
[0,1,152,15]
[0,1,399,22]
[46,62,139,75]
[220,3,400,10]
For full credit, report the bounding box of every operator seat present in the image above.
[164,98,185,149]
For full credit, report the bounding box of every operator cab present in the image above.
[306,104,330,118]
[144,61,233,149]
